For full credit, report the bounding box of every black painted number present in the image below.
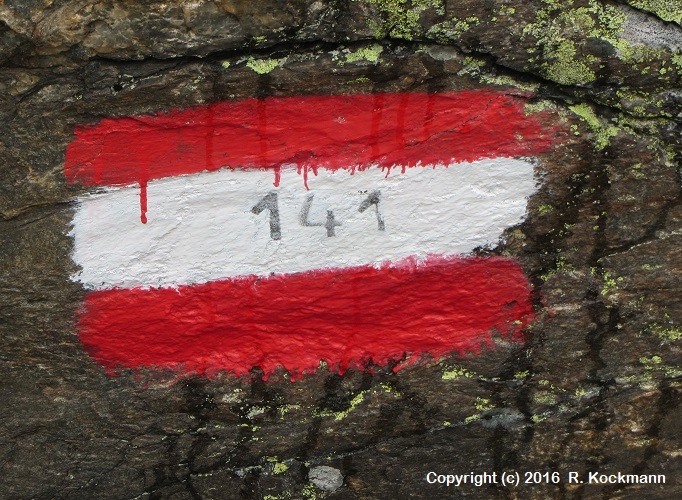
[299,193,341,237]
[251,192,281,240]
[358,190,385,231]
[253,190,386,240]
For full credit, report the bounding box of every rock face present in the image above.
[0,1,680,498]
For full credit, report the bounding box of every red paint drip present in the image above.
[273,165,281,187]
[302,165,309,190]
[77,256,535,380]
[139,181,148,224]
[64,91,560,187]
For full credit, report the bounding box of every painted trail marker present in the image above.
[65,91,557,379]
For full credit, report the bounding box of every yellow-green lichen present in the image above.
[534,392,559,405]
[612,39,670,67]
[302,483,319,499]
[273,462,289,474]
[536,380,569,403]
[474,397,495,412]
[342,44,384,65]
[524,100,556,116]
[600,271,624,296]
[479,73,540,92]
[523,1,639,86]
[611,111,674,159]
[569,103,620,150]
[264,493,292,500]
[646,323,682,343]
[462,397,496,424]
[639,355,682,377]
[627,0,682,24]
[346,76,371,84]
[319,383,403,420]
[356,0,445,40]
[278,404,301,418]
[631,163,646,179]
[540,257,574,282]
[658,327,682,342]
[546,40,597,85]
[221,61,231,69]
[625,354,682,386]
[673,53,682,72]
[442,366,475,380]
[380,382,401,396]
[463,56,486,68]
[315,390,369,420]
[463,414,481,424]
[426,16,480,42]
[541,269,557,282]
[246,57,285,75]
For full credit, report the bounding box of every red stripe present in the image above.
[64,91,555,187]
[77,256,534,379]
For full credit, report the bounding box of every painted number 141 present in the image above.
[251,191,385,240]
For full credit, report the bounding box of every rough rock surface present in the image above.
[0,1,680,498]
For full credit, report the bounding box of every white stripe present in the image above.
[70,158,537,289]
